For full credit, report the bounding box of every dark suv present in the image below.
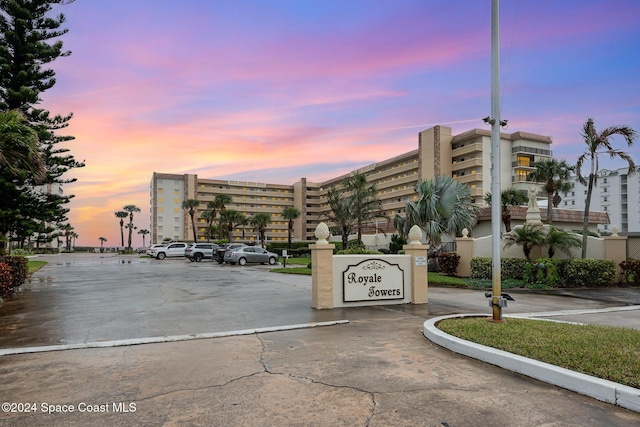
[213,243,246,264]
[186,243,219,262]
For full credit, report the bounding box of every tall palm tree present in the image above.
[393,214,411,241]
[114,211,128,247]
[484,188,528,232]
[543,226,582,258]
[250,212,271,248]
[220,209,242,242]
[0,109,46,181]
[576,118,638,258]
[200,209,214,242]
[527,159,575,225]
[182,199,200,242]
[213,194,233,239]
[125,223,137,248]
[405,176,481,246]
[502,225,545,261]
[123,205,141,250]
[237,213,249,241]
[343,172,382,246]
[326,187,357,250]
[137,229,149,247]
[282,206,301,248]
[98,236,107,251]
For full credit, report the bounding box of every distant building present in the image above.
[150,125,600,245]
[562,166,640,234]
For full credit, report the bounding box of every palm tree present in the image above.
[527,159,575,225]
[543,226,582,258]
[99,236,107,251]
[405,176,481,246]
[213,194,233,239]
[200,210,214,242]
[114,211,128,247]
[250,212,271,248]
[123,205,141,250]
[181,199,200,242]
[237,214,249,241]
[220,209,242,242]
[484,188,528,232]
[0,109,46,181]
[138,229,149,247]
[393,214,411,241]
[282,206,301,248]
[326,187,357,250]
[125,223,137,248]
[577,118,638,258]
[343,172,382,246]
[502,225,545,261]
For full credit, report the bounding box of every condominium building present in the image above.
[150,125,555,244]
[561,166,640,234]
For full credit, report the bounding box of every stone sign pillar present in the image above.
[604,225,627,280]
[403,225,429,304]
[455,228,473,278]
[310,222,335,309]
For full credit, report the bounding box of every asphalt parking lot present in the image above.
[0,253,639,426]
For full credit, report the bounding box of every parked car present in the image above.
[146,244,166,255]
[213,243,246,264]
[224,246,278,266]
[149,242,188,260]
[186,243,219,262]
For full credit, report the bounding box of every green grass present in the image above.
[270,267,311,275]
[27,259,47,274]
[437,317,640,388]
[281,257,310,265]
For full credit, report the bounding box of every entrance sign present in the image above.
[342,259,404,302]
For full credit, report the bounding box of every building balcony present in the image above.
[451,158,482,172]
[451,142,483,157]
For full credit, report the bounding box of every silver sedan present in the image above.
[223,246,279,266]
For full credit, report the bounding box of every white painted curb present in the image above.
[0,320,349,357]
[423,314,640,413]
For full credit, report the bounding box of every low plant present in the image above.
[436,252,460,276]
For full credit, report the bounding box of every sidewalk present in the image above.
[1,257,639,426]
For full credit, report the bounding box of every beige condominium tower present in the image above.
[150,125,553,245]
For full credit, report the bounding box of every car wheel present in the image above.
[238,257,247,266]
[189,257,195,262]
[157,252,166,260]
[268,257,276,265]
[217,259,224,264]
[194,253,203,262]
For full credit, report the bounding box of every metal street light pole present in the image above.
[490,0,504,321]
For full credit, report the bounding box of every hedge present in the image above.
[471,256,616,288]
[0,256,28,296]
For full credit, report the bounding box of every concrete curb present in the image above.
[423,314,640,413]
[0,320,349,357]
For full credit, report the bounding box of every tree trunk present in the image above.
[581,173,595,258]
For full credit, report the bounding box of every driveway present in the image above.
[0,253,638,426]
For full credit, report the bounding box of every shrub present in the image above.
[437,252,460,276]
[388,234,406,254]
[0,262,13,295]
[559,259,615,288]
[11,248,26,256]
[501,258,528,280]
[619,260,640,285]
[378,248,390,254]
[335,248,382,255]
[0,256,28,289]
[523,258,560,288]
[470,257,492,279]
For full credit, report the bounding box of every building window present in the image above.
[515,170,528,182]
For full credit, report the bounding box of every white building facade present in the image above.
[562,166,640,234]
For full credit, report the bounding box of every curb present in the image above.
[423,314,640,413]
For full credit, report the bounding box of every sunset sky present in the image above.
[41,0,640,247]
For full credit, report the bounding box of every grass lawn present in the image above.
[437,317,640,389]
[27,259,47,274]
